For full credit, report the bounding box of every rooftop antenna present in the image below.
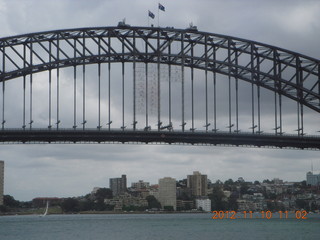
[311,160,314,174]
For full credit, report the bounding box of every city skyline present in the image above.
[0,0,319,201]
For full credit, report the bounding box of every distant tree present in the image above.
[263,179,271,184]
[267,201,276,211]
[177,179,188,187]
[184,202,192,211]
[146,195,161,209]
[224,179,234,185]
[105,204,115,211]
[0,205,7,212]
[215,180,223,185]
[178,192,192,201]
[227,195,238,211]
[3,195,20,208]
[240,183,249,195]
[254,180,260,185]
[310,202,317,212]
[295,199,309,210]
[122,205,146,212]
[61,198,80,213]
[79,199,95,211]
[163,206,174,211]
[95,188,113,200]
[209,186,228,211]
[300,181,307,188]
[267,193,277,200]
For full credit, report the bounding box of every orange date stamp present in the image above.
[211,210,308,219]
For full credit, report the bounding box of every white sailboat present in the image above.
[41,201,49,217]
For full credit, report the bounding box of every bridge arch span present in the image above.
[0,26,319,113]
[0,26,319,148]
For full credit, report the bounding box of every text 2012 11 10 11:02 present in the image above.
[211,210,308,220]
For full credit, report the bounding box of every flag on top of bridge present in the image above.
[159,3,165,11]
[148,10,155,19]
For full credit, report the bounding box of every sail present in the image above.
[42,201,49,216]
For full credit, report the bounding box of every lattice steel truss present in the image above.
[0,26,319,147]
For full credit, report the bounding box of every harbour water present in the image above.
[0,213,319,240]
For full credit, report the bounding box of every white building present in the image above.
[0,161,4,205]
[158,177,176,210]
[131,180,150,189]
[306,172,320,186]
[196,198,211,212]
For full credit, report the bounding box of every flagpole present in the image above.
[158,3,160,27]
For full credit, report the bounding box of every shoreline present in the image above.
[0,210,209,216]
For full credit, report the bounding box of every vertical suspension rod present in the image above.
[251,44,255,133]
[98,37,101,129]
[273,50,278,134]
[145,39,149,129]
[82,32,86,130]
[2,46,5,130]
[108,35,111,130]
[181,33,185,131]
[56,36,60,129]
[278,62,282,134]
[23,44,26,129]
[191,44,194,131]
[157,30,161,130]
[133,32,136,130]
[257,54,261,133]
[48,41,52,129]
[228,40,232,133]
[299,63,304,136]
[73,38,77,129]
[318,65,320,133]
[122,43,125,130]
[168,44,172,127]
[297,57,301,136]
[235,48,239,133]
[205,36,209,132]
[29,42,33,129]
[213,46,217,132]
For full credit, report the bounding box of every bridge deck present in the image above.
[0,129,319,150]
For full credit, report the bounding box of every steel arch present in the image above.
[0,25,319,113]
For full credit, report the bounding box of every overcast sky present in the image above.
[0,0,320,201]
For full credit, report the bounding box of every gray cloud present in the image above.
[0,0,319,201]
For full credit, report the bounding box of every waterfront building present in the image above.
[0,161,3,205]
[306,172,320,186]
[176,200,194,211]
[109,174,127,197]
[148,184,159,199]
[131,180,150,189]
[158,177,176,210]
[187,171,208,197]
[104,192,148,211]
[195,198,211,212]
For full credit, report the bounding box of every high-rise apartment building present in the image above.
[131,180,150,189]
[196,198,212,212]
[158,177,176,210]
[109,174,127,197]
[187,171,208,197]
[0,161,4,205]
[306,172,320,186]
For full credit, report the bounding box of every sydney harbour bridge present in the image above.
[0,24,319,149]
